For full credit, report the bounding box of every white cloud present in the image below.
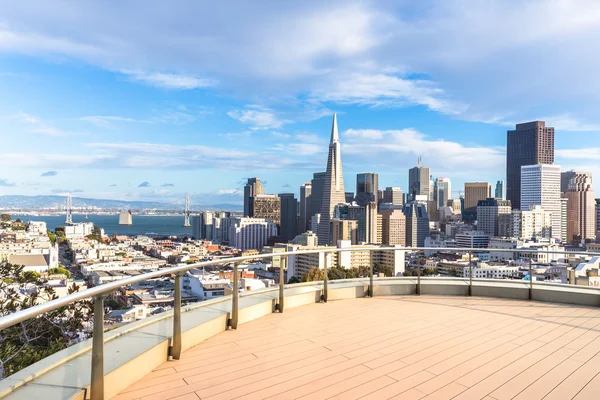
[216,189,242,196]
[228,106,288,129]
[11,111,82,136]
[123,71,216,90]
[80,115,138,128]
[557,148,600,160]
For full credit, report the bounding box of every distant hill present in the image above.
[0,195,243,212]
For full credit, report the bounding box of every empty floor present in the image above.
[116,296,600,400]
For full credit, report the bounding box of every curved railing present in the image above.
[1,245,600,399]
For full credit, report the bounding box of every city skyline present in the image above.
[2,1,600,206]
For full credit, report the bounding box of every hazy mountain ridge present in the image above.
[0,195,243,212]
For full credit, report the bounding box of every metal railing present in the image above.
[1,245,599,399]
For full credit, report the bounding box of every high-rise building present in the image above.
[408,158,430,200]
[278,193,298,242]
[506,121,555,210]
[456,231,490,249]
[495,181,504,200]
[562,172,596,243]
[229,217,278,250]
[426,200,440,223]
[596,199,600,235]
[191,212,214,240]
[476,198,512,237]
[383,187,404,205]
[299,182,312,233]
[561,171,577,193]
[243,177,264,217]
[464,182,491,219]
[381,209,406,246]
[435,178,451,208]
[521,164,561,240]
[512,205,552,239]
[356,173,378,202]
[318,114,346,245]
[447,199,462,213]
[252,194,281,226]
[345,192,355,203]
[365,201,379,244]
[310,172,326,221]
[212,215,231,243]
[561,197,568,243]
[403,202,430,247]
[341,202,378,244]
[330,219,358,245]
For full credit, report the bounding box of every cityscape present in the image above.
[2,1,600,400]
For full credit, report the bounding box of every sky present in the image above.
[1,0,600,208]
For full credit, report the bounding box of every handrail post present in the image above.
[323,252,329,303]
[468,252,473,296]
[171,273,183,360]
[229,262,239,329]
[278,255,286,312]
[90,293,107,400]
[369,260,374,298]
[529,256,533,300]
[416,252,421,295]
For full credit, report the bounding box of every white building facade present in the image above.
[521,164,562,240]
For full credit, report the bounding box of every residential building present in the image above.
[408,158,431,200]
[403,202,430,247]
[563,172,596,243]
[383,187,404,205]
[464,182,491,219]
[243,177,264,217]
[299,182,312,233]
[521,164,562,240]
[381,209,406,246]
[253,194,281,226]
[476,198,512,237]
[318,114,346,245]
[229,217,278,251]
[292,231,318,247]
[278,193,298,242]
[506,121,555,210]
[512,205,552,239]
[330,219,358,245]
[495,181,504,200]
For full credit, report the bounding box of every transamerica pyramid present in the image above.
[317,113,346,245]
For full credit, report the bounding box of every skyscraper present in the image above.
[278,193,298,242]
[408,158,430,200]
[310,172,326,220]
[345,192,355,203]
[476,198,512,237]
[299,182,312,233]
[521,164,561,240]
[381,209,406,246]
[435,178,451,208]
[563,172,596,243]
[356,173,378,202]
[506,121,555,210]
[561,171,577,193]
[318,114,346,245]
[403,202,430,247]
[229,217,278,251]
[252,194,281,226]
[330,219,358,245]
[243,177,264,217]
[464,182,491,220]
[383,187,404,205]
[495,181,504,200]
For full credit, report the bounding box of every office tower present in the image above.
[229,217,278,250]
[447,199,462,213]
[381,209,406,245]
[561,171,577,193]
[521,164,561,240]
[408,158,431,200]
[402,202,430,247]
[512,205,552,239]
[429,177,435,202]
[330,219,358,245]
[377,189,384,205]
[191,211,214,239]
[495,181,504,200]
[243,177,264,217]
[435,178,451,208]
[456,231,490,248]
[596,199,600,235]
[318,114,346,245]
[278,193,298,242]
[191,215,202,239]
[299,182,312,233]
[310,214,320,234]
[561,197,568,243]
[356,173,379,202]
[464,182,492,220]
[563,172,596,243]
[252,194,281,226]
[212,216,231,243]
[345,192,355,203]
[426,200,440,223]
[384,187,404,205]
[477,198,512,237]
[310,172,326,219]
[506,121,555,209]
[365,201,379,244]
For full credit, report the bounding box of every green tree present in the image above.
[302,267,324,282]
[423,267,438,276]
[374,264,394,277]
[327,267,347,280]
[47,267,72,279]
[287,276,301,284]
[184,260,195,265]
[47,230,57,246]
[0,214,10,222]
[0,262,92,378]
[15,218,22,224]
[448,268,458,277]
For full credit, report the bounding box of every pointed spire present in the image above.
[330,113,339,144]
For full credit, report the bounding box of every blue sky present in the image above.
[1,0,600,207]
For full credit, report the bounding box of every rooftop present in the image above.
[117,295,600,400]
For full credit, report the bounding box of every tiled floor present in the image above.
[115,296,600,400]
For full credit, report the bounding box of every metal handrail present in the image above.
[1,244,598,400]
